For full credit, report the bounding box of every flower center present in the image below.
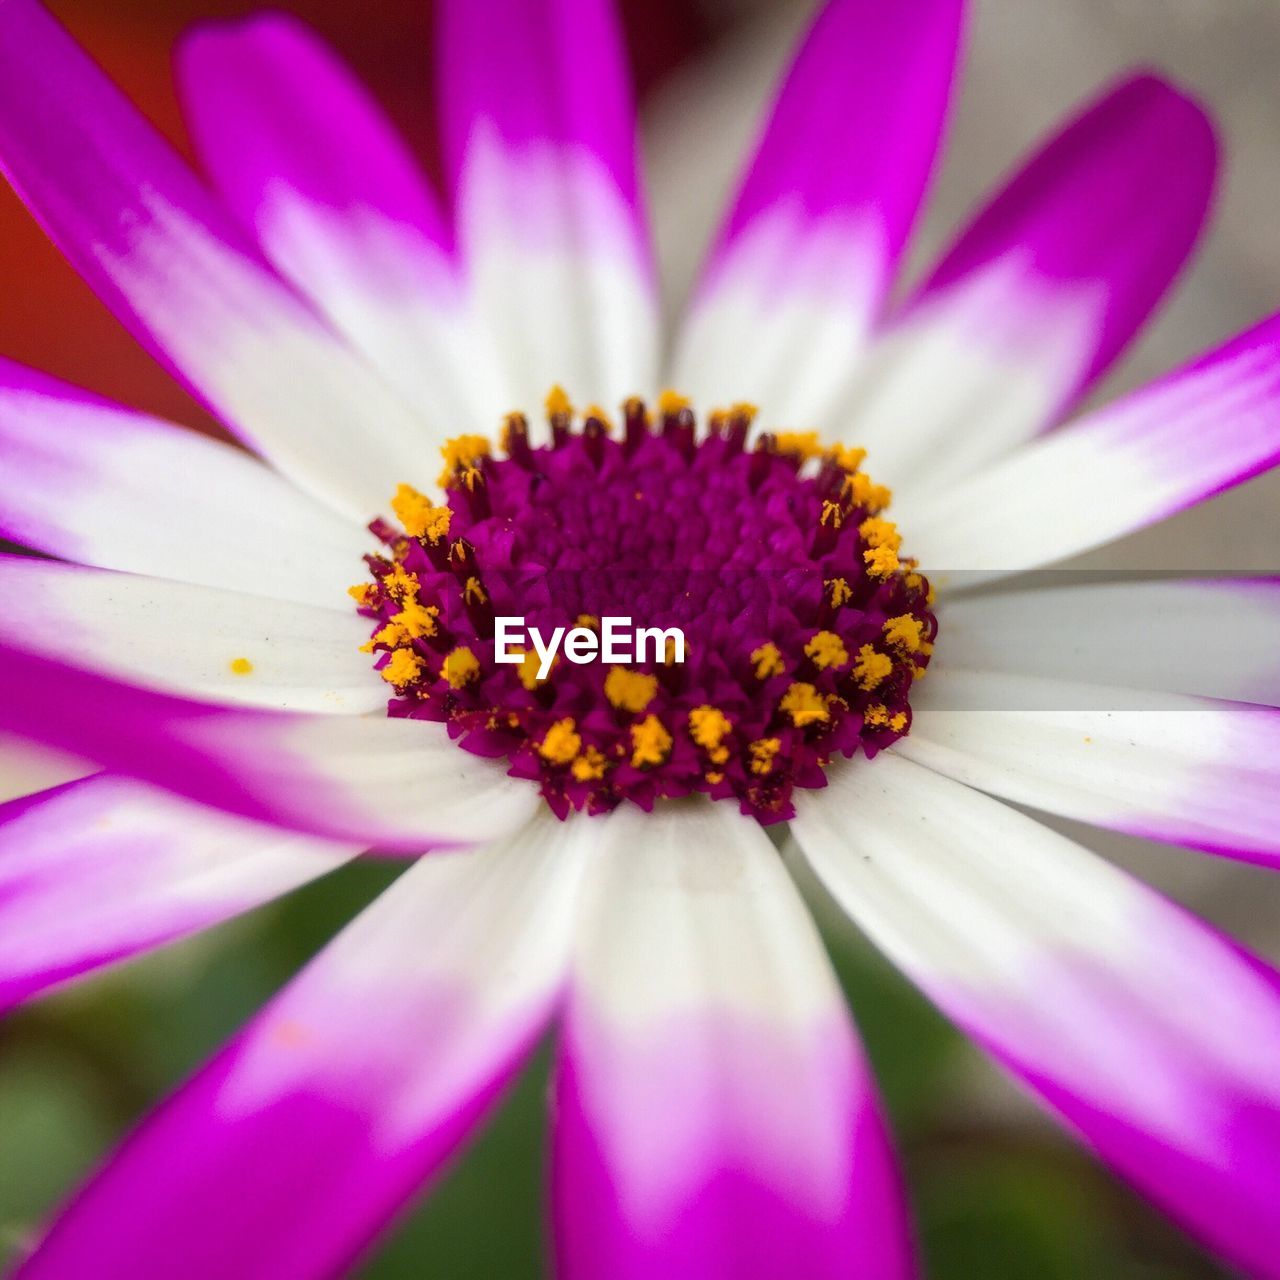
[352,390,936,823]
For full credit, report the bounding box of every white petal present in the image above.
[0,556,381,713]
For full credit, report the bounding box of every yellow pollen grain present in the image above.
[730,401,759,421]
[705,770,725,785]
[570,746,608,783]
[657,389,691,415]
[859,517,901,552]
[584,405,614,433]
[826,577,853,608]
[751,642,784,680]
[774,430,823,461]
[845,472,892,512]
[370,620,409,649]
[804,631,849,671]
[749,737,781,775]
[864,703,890,728]
[512,649,548,691]
[498,412,525,454]
[229,657,254,676]
[545,384,574,418]
[864,545,901,579]
[689,706,732,762]
[883,614,924,653]
[539,718,582,766]
[577,614,600,630]
[443,646,480,689]
[392,598,439,640]
[348,583,375,608]
[829,444,867,472]
[464,576,488,606]
[780,682,830,728]
[381,648,423,687]
[853,644,894,691]
[890,712,908,732]
[391,484,452,542]
[604,667,659,714]
[437,434,491,488]
[383,564,419,601]
[630,715,673,768]
[820,500,845,528]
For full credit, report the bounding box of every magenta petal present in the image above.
[0,774,354,1013]
[0,642,539,852]
[674,0,964,425]
[15,816,586,1279]
[435,0,658,410]
[848,73,1218,487]
[0,357,365,605]
[177,15,487,427]
[796,753,1280,1280]
[552,803,917,1280]
[902,672,1280,870]
[902,309,1280,577]
[0,0,435,518]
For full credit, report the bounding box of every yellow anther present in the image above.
[829,444,867,472]
[539,718,582,765]
[904,571,925,593]
[576,614,600,630]
[391,598,439,640]
[570,746,608,783]
[883,614,924,653]
[730,401,759,421]
[381,648,424,687]
[498,412,525,454]
[657,389,691,415]
[705,770,725,785]
[584,405,614,433]
[863,545,901,579]
[545,385,574,418]
[845,472,892,512]
[463,576,488,606]
[804,631,849,671]
[512,648,548,691]
[859,517,901,552]
[391,484,452,542]
[630,715,673,768]
[604,668,659,714]
[864,703,890,728]
[229,657,254,676]
[820,500,845,528]
[780,682,830,728]
[749,737,782,775]
[853,644,894,691]
[348,583,375,608]
[773,430,824,461]
[369,620,409,649]
[890,711,908,732]
[443,646,480,689]
[751,642,785,680]
[826,577,853,608]
[437,434,491,488]
[382,564,419,600]
[689,705,733,763]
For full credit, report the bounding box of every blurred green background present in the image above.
[0,858,1236,1276]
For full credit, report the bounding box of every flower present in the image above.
[0,0,1278,1276]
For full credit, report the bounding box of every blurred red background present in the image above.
[0,0,710,438]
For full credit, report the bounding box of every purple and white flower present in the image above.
[0,0,1278,1275]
